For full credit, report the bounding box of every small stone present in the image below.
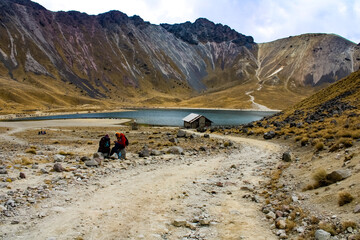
[276,218,287,229]
[19,172,26,179]
[199,219,210,226]
[168,146,184,155]
[282,151,292,162]
[0,169,8,174]
[11,220,20,224]
[177,130,186,138]
[186,222,197,230]
[40,168,49,174]
[53,163,64,172]
[203,134,210,138]
[27,198,36,204]
[266,211,276,219]
[93,152,103,159]
[80,156,90,162]
[53,154,65,162]
[354,204,360,213]
[85,159,99,167]
[151,150,161,156]
[172,219,187,227]
[315,229,331,240]
[296,227,305,233]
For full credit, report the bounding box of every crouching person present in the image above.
[110,132,129,159]
[98,134,111,158]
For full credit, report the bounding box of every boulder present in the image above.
[326,169,351,183]
[315,229,331,240]
[84,159,99,167]
[263,131,276,140]
[150,150,161,156]
[168,146,184,155]
[139,145,150,157]
[53,163,64,172]
[19,172,26,179]
[53,154,65,162]
[177,130,186,138]
[282,151,292,162]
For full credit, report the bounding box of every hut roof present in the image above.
[182,113,212,123]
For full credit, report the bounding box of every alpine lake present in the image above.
[23,108,277,127]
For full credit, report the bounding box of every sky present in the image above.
[32,0,360,44]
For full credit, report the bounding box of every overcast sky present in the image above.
[32,0,360,44]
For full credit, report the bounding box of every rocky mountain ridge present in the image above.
[0,0,359,112]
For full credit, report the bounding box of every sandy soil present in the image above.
[0,119,283,240]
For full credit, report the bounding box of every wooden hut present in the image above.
[182,113,212,129]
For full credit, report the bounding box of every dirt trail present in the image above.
[1,121,282,240]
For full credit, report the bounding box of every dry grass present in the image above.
[314,141,325,151]
[21,157,33,165]
[25,148,37,154]
[319,222,337,235]
[341,221,358,231]
[338,191,354,206]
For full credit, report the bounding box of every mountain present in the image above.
[0,0,359,113]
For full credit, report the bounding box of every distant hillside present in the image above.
[0,0,359,113]
[238,69,360,152]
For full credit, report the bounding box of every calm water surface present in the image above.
[26,109,276,126]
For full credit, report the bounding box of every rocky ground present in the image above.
[0,119,358,240]
[0,119,285,240]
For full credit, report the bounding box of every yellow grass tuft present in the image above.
[338,191,354,206]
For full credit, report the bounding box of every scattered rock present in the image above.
[85,159,99,167]
[53,163,64,172]
[282,151,292,162]
[80,156,91,162]
[326,169,351,183]
[275,218,286,229]
[40,168,49,174]
[172,219,187,227]
[354,204,360,213]
[53,154,65,162]
[11,220,20,224]
[315,229,331,240]
[199,219,210,226]
[266,211,276,219]
[177,130,186,138]
[0,169,8,174]
[169,137,179,144]
[263,131,276,140]
[93,158,102,166]
[93,152,104,159]
[168,146,184,155]
[151,149,161,156]
[203,134,210,138]
[139,145,150,158]
[19,172,26,179]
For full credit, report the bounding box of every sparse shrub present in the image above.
[341,221,358,232]
[352,130,360,139]
[25,148,36,154]
[338,191,354,206]
[21,157,33,165]
[315,141,325,151]
[58,151,74,156]
[294,136,302,142]
[329,142,340,152]
[285,219,296,232]
[301,137,309,146]
[224,141,230,147]
[319,222,337,235]
[311,168,331,188]
[323,133,334,139]
[336,130,352,138]
[339,138,353,148]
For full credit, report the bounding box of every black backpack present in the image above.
[125,136,129,146]
[100,136,110,148]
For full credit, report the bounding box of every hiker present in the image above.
[110,132,128,159]
[98,134,111,158]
